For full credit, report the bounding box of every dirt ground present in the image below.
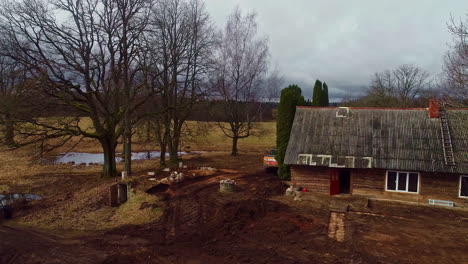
[1,149,468,264]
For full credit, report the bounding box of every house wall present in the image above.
[291,166,330,194]
[290,166,468,208]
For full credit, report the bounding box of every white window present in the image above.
[460,176,468,198]
[386,171,419,193]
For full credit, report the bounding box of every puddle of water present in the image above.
[53,151,205,166]
[0,193,43,208]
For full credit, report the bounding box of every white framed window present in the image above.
[385,170,419,194]
[460,176,468,198]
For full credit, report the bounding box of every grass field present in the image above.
[182,121,276,152]
[55,119,277,154]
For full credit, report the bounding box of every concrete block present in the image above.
[219,180,235,192]
[109,184,119,207]
[118,184,128,204]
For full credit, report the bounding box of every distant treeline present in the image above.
[37,97,279,122]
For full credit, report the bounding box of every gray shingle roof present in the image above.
[284,107,468,174]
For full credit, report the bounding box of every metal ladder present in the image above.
[439,104,456,166]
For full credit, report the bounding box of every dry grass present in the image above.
[0,146,165,231]
[180,121,276,152]
[0,150,267,231]
[48,120,276,154]
[109,192,163,228]
[0,119,274,231]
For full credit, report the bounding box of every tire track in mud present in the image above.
[160,178,219,243]
[0,225,108,264]
[157,172,286,244]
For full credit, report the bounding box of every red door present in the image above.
[330,169,340,195]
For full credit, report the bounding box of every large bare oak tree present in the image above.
[0,0,153,177]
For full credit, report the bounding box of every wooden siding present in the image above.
[291,166,329,194]
[291,166,468,207]
[420,172,467,206]
[351,169,385,196]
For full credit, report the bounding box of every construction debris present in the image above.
[160,172,184,184]
[199,167,217,172]
[219,179,236,192]
[285,186,294,196]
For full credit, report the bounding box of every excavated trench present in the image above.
[134,171,288,244]
[153,186,288,244]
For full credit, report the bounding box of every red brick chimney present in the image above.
[429,99,439,118]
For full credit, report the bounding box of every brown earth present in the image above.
[1,151,468,264]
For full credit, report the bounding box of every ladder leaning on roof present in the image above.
[439,103,456,166]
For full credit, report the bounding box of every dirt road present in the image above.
[0,225,107,264]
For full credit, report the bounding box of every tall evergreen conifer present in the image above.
[276,85,305,180]
[312,80,323,106]
[322,82,329,106]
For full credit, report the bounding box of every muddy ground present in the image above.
[1,151,468,264]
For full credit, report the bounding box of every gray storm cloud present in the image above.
[205,0,468,100]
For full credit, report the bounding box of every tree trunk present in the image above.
[160,142,167,167]
[231,136,238,156]
[155,120,167,168]
[168,136,180,166]
[4,114,14,146]
[101,138,118,178]
[123,124,132,175]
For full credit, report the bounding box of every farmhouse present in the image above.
[284,100,468,208]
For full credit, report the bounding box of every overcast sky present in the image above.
[205,0,468,101]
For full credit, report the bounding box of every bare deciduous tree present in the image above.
[0,55,26,146]
[443,14,468,107]
[367,64,431,107]
[213,7,270,156]
[263,66,283,103]
[0,0,153,178]
[148,0,215,166]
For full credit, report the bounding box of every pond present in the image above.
[53,151,205,166]
[0,193,43,208]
